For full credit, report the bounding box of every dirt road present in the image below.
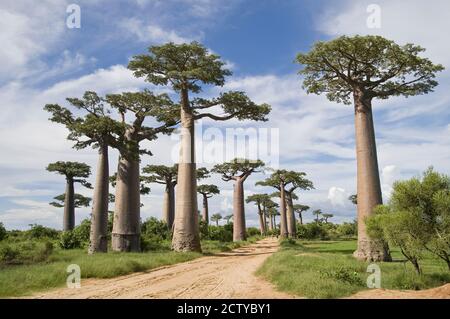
[31,238,296,299]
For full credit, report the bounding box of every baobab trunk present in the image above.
[111,155,141,252]
[286,193,296,238]
[172,89,201,252]
[262,208,267,234]
[257,204,264,236]
[63,177,75,231]
[268,212,274,231]
[233,178,246,241]
[89,144,109,253]
[298,213,303,225]
[162,183,175,229]
[279,186,288,238]
[353,88,391,262]
[201,194,209,223]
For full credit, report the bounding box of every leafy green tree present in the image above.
[210,213,223,227]
[312,209,322,224]
[246,194,272,235]
[213,158,265,241]
[142,164,178,229]
[0,222,6,241]
[257,170,313,238]
[224,214,233,225]
[129,42,271,252]
[50,193,91,209]
[45,91,123,253]
[46,161,91,231]
[197,184,220,224]
[297,35,443,261]
[105,90,178,252]
[293,204,310,225]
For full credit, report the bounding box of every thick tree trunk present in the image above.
[298,213,303,225]
[89,144,109,253]
[279,186,288,238]
[262,207,267,235]
[273,216,277,230]
[353,89,391,262]
[257,204,264,236]
[172,89,201,252]
[63,177,75,231]
[201,194,209,223]
[268,212,274,231]
[286,193,296,238]
[111,155,141,252]
[233,178,246,241]
[162,183,175,229]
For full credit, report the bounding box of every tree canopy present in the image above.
[197,184,220,197]
[212,158,265,182]
[50,193,91,208]
[142,164,178,185]
[46,161,91,187]
[296,35,444,104]
[257,170,314,193]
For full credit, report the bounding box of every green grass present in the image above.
[0,238,258,298]
[257,239,450,299]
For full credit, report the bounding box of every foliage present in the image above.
[247,227,261,237]
[46,161,91,187]
[59,231,83,250]
[210,213,223,226]
[197,184,220,197]
[49,193,91,208]
[296,35,444,104]
[212,158,265,181]
[26,224,59,240]
[0,241,54,266]
[0,222,7,241]
[200,223,233,242]
[297,223,330,240]
[140,217,172,251]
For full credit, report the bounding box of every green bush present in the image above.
[26,224,59,240]
[247,227,261,237]
[141,217,171,240]
[0,222,6,241]
[59,231,83,249]
[297,223,330,240]
[73,219,91,242]
[205,225,233,242]
[0,241,54,266]
[336,221,357,238]
[318,267,364,286]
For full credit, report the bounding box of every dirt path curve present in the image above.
[31,238,296,299]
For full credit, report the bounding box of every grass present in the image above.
[257,239,450,299]
[0,238,259,298]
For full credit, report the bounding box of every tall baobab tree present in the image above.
[210,213,223,227]
[212,159,265,241]
[263,198,278,231]
[46,161,91,231]
[296,35,443,261]
[246,194,271,235]
[142,165,178,229]
[106,91,178,252]
[45,91,123,253]
[293,204,310,225]
[258,170,313,238]
[129,42,271,252]
[197,184,220,224]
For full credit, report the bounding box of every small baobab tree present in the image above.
[297,35,444,261]
[197,184,220,224]
[246,194,271,236]
[129,42,271,252]
[142,165,178,229]
[212,158,265,241]
[322,213,334,223]
[224,214,233,225]
[46,161,91,231]
[312,209,322,224]
[210,213,223,227]
[293,204,310,225]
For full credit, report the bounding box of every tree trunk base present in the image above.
[88,236,108,254]
[353,239,391,262]
[111,233,140,252]
[171,233,202,252]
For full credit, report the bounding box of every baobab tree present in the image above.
[106,90,178,252]
[142,164,178,229]
[210,213,223,227]
[224,214,233,225]
[257,170,313,238]
[50,193,91,210]
[263,198,278,231]
[212,159,265,241]
[197,184,220,224]
[312,209,322,224]
[293,204,310,225]
[45,91,123,253]
[246,194,271,235]
[296,35,443,261]
[129,42,271,252]
[349,194,358,205]
[322,213,334,223]
[46,161,91,231]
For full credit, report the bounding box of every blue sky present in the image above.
[1,0,449,230]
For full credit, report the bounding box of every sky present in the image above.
[0,0,449,230]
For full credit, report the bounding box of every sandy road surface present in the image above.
[31,238,296,299]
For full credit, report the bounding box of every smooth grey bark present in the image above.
[298,212,303,225]
[63,177,75,231]
[262,207,267,234]
[233,178,246,241]
[111,155,141,252]
[286,193,296,238]
[268,212,274,231]
[352,88,391,262]
[172,88,201,252]
[163,183,175,229]
[257,203,264,236]
[201,194,209,224]
[89,144,109,253]
[279,185,288,238]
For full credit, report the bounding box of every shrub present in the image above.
[247,227,261,237]
[336,221,357,238]
[59,231,83,249]
[0,241,54,265]
[297,223,330,240]
[73,219,91,243]
[141,217,171,241]
[319,267,364,286]
[26,224,59,240]
[0,245,20,265]
[0,222,6,241]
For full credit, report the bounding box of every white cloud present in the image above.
[327,187,350,207]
